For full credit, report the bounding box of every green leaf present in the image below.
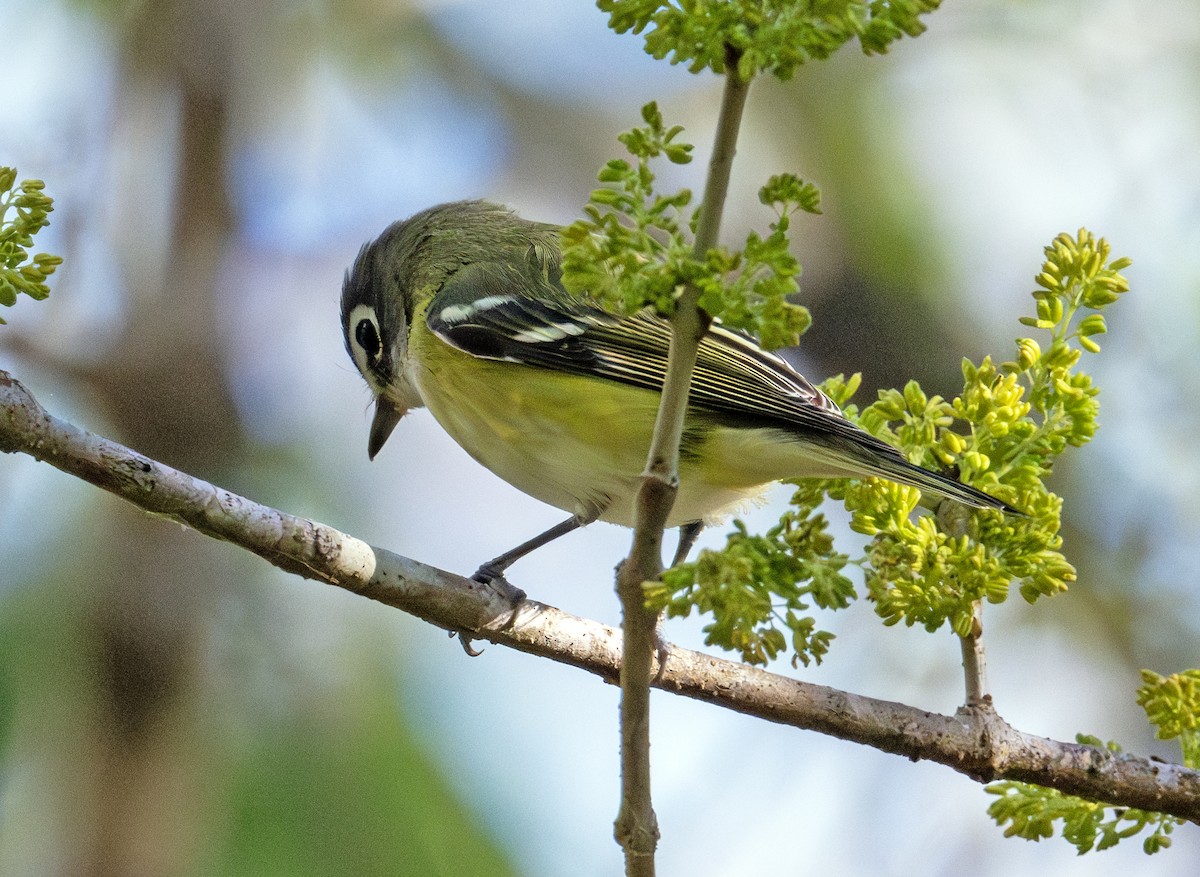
[561,104,817,350]
[1137,669,1200,767]
[599,0,943,80]
[818,230,1130,633]
[0,167,61,320]
[652,494,854,667]
[986,739,1182,856]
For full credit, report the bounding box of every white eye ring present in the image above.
[347,304,382,377]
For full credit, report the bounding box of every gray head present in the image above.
[341,200,528,458]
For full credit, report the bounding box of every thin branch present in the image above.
[960,600,989,706]
[614,45,753,875]
[613,518,662,876]
[639,43,751,490]
[3,369,1199,825]
[689,44,750,265]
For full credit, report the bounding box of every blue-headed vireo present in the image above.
[341,201,1017,582]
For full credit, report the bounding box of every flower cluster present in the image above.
[0,167,61,323]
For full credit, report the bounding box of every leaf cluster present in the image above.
[560,103,817,349]
[696,175,819,349]
[1137,669,1200,767]
[0,167,61,323]
[560,102,697,316]
[660,229,1130,658]
[986,737,1182,855]
[648,482,853,666]
[600,0,942,81]
[826,229,1129,636]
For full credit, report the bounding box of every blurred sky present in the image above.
[1,0,1199,874]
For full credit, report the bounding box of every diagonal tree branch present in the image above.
[2,366,1198,825]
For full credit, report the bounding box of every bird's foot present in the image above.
[448,566,528,657]
[452,565,526,653]
[471,564,528,606]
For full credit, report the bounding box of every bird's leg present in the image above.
[670,520,705,568]
[471,514,587,600]
[457,515,587,655]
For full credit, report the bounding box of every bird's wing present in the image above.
[426,256,854,436]
[425,256,1018,513]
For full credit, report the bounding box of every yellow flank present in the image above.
[407,320,807,527]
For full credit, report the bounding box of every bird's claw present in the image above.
[453,630,486,657]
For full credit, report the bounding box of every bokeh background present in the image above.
[1,0,1198,874]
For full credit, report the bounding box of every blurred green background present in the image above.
[1,1,1198,874]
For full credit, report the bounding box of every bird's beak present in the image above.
[367,398,405,460]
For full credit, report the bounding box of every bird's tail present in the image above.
[823,430,1023,515]
[877,454,1021,514]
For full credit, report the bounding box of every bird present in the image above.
[341,200,1018,583]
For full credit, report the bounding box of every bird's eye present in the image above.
[355,318,381,364]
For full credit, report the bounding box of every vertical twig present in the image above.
[613,45,752,876]
[960,600,990,707]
